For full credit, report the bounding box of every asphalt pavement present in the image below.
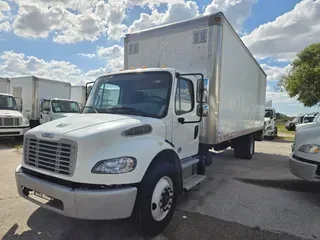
[0,138,319,240]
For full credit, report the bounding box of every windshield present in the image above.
[303,116,315,123]
[84,72,172,118]
[0,95,18,110]
[265,109,273,118]
[51,100,81,113]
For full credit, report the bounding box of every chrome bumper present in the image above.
[15,166,137,220]
[289,154,319,181]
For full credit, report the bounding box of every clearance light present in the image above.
[161,65,166,68]
[142,66,147,69]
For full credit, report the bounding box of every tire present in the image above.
[132,161,177,237]
[274,127,278,138]
[234,134,255,160]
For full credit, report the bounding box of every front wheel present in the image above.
[132,161,177,237]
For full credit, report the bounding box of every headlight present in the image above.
[298,144,320,154]
[91,157,137,174]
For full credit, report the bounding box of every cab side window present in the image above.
[175,78,194,115]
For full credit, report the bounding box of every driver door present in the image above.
[172,77,199,159]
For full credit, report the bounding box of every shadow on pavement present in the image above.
[2,208,141,240]
[235,178,320,193]
[0,137,23,150]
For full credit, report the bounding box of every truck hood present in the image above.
[52,112,81,119]
[0,109,23,118]
[296,121,318,132]
[27,113,166,140]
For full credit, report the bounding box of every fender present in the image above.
[80,135,180,185]
[142,149,183,196]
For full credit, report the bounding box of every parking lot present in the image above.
[1,139,319,240]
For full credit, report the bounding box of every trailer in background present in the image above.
[10,76,81,127]
[71,85,86,109]
[0,77,10,94]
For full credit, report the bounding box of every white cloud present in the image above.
[243,0,320,60]
[78,53,95,58]
[0,51,86,84]
[0,21,10,31]
[97,45,124,71]
[0,0,11,24]
[0,49,123,85]
[204,0,257,31]
[261,63,292,81]
[97,45,123,59]
[129,1,199,33]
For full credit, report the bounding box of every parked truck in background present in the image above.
[0,93,30,138]
[290,113,320,181]
[264,107,279,140]
[10,76,81,127]
[0,77,10,94]
[71,85,86,109]
[15,12,266,237]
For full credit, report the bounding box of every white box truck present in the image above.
[264,107,279,140]
[0,77,10,94]
[0,93,30,138]
[10,76,82,127]
[15,12,266,237]
[71,85,86,109]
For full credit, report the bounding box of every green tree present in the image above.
[279,43,320,107]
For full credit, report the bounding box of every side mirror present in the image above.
[40,102,43,112]
[86,81,95,101]
[197,104,209,117]
[276,113,280,120]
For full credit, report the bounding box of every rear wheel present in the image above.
[132,161,177,237]
[234,133,255,160]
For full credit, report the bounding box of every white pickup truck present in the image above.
[0,93,30,138]
[290,113,320,181]
[15,12,266,236]
[264,108,279,140]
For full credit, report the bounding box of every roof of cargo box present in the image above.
[9,75,71,85]
[125,12,225,41]
[125,12,266,77]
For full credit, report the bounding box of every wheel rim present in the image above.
[151,176,174,221]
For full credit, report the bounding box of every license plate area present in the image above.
[22,187,64,210]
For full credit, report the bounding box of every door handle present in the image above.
[194,126,199,139]
[178,117,185,124]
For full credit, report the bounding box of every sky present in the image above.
[0,0,320,116]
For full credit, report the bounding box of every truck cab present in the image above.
[39,98,82,124]
[290,113,320,181]
[16,68,207,236]
[0,93,30,138]
[264,107,279,139]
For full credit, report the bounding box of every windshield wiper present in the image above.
[83,106,99,113]
[107,107,150,117]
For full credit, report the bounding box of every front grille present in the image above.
[24,136,77,176]
[0,117,21,127]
